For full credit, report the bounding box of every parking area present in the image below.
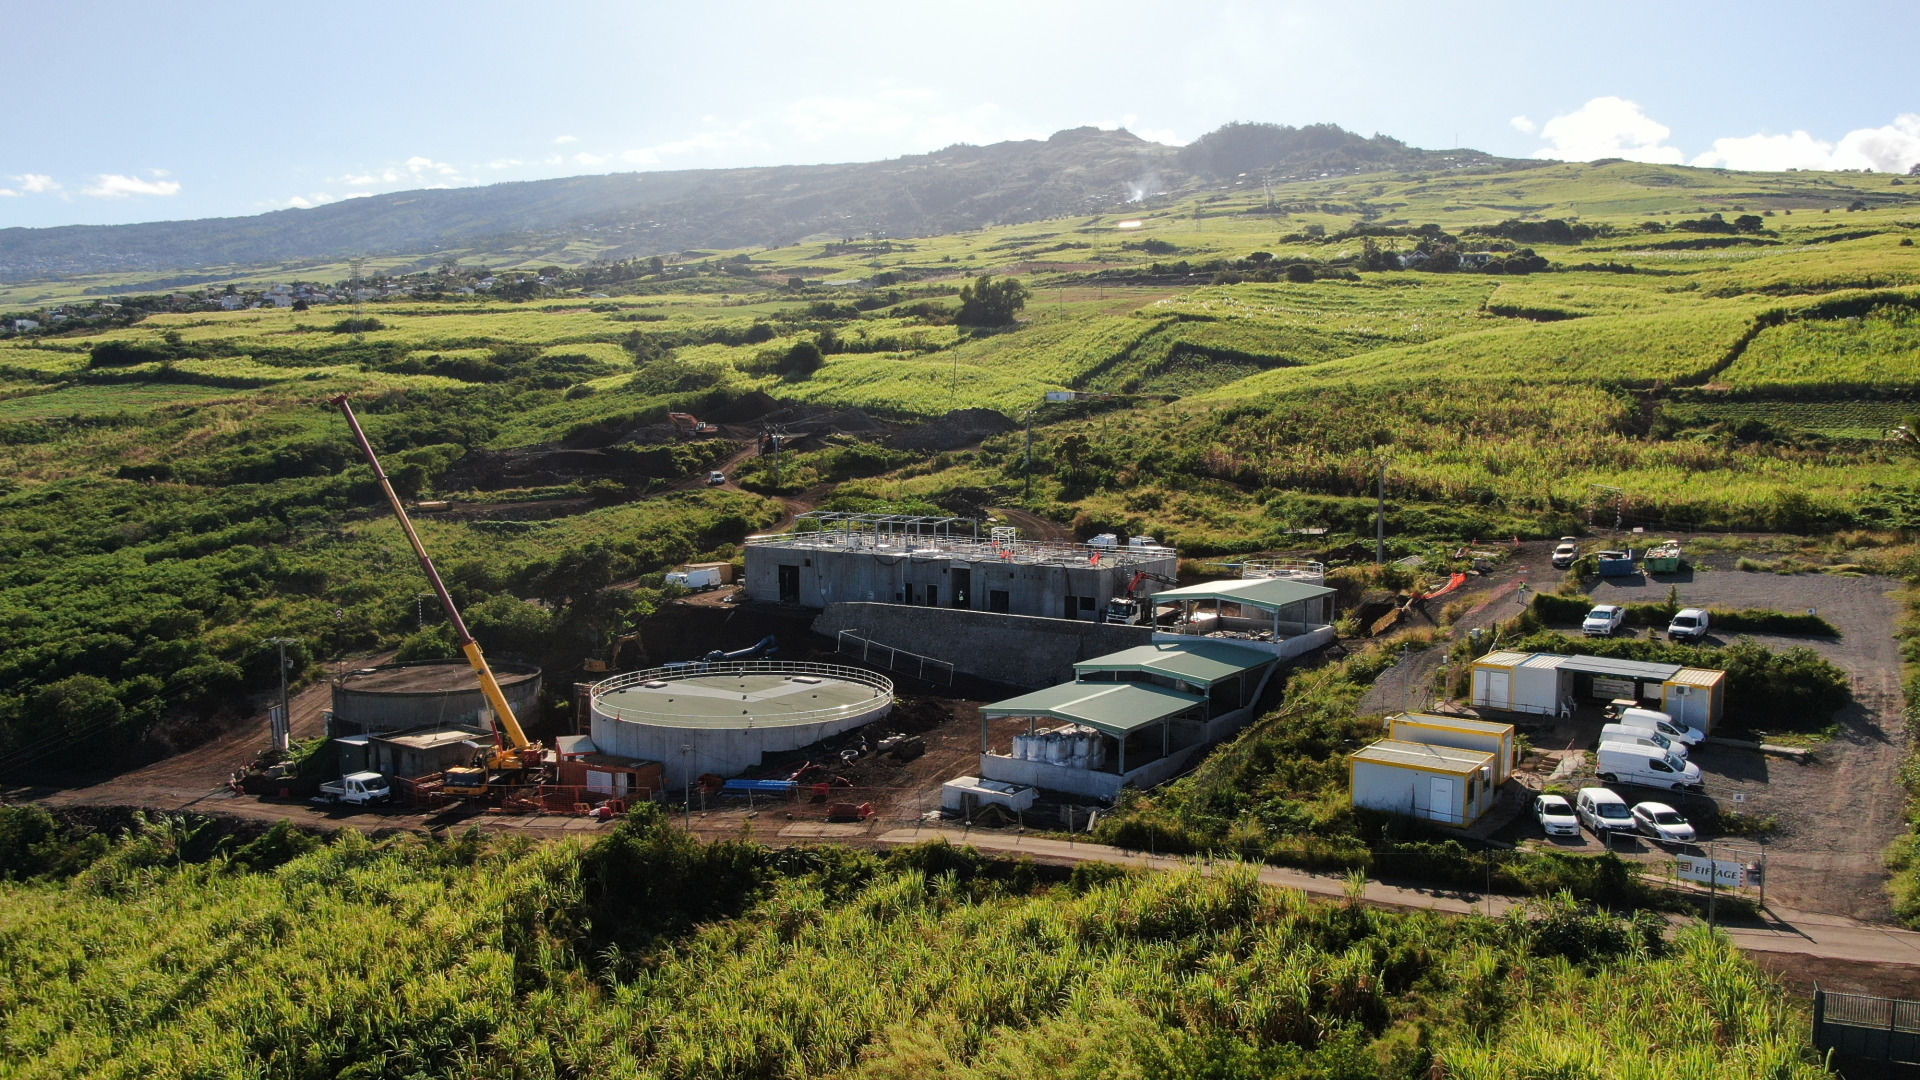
[1510,564,1908,922]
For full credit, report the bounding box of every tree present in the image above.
[1285,263,1315,283]
[955,274,1029,327]
[776,339,824,379]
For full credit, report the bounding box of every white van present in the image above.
[1574,787,1634,835]
[1595,740,1703,792]
[1599,723,1688,759]
[1615,706,1704,747]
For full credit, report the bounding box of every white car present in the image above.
[1534,794,1581,837]
[1667,608,1710,642]
[1574,786,1635,835]
[1631,802,1696,845]
[707,470,727,486]
[1551,537,1579,569]
[1582,604,1626,637]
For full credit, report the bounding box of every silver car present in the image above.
[1631,802,1696,845]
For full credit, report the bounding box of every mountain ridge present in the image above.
[0,123,1511,281]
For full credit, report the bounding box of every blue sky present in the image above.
[2,0,1917,229]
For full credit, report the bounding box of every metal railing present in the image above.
[589,661,893,726]
[835,630,955,686]
[746,528,1175,569]
[1816,989,1920,1063]
[1240,560,1327,584]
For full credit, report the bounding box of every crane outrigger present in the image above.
[331,394,543,797]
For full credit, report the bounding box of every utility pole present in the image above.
[1023,410,1035,498]
[263,637,297,751]
[1707,840,1718,928]
[681,742,694,831]
[1375,461,1387,564]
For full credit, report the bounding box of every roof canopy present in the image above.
[1074,641,1274,686]
[1151,576,1334,610]
[1391,712,1514,736]
[1554,655,1684,681]
[981,681,1204,737]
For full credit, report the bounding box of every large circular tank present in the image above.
[589,661,893,789]
[329,657,542,736]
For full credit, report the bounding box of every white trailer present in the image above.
[1349,740,1496,827]
[1471,651,1569,716]
[1388,713,1517,783]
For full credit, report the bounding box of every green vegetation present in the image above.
[2,156,1918,780]
[0,806,1823,1079]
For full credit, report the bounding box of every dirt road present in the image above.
[877,827,1920,973]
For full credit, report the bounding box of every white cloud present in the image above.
[1510,115,1535,134]
[148,168,171,178]
[1532,96,1684,164]
[5,173,60,195]
[487,158,524,169]
[0,188,14,198]
[554,134,577,145]
[285,191,373,209]
[573,151,608,167]
[82,173,182,198]
[1689,130,1836,171]
[1690,114,1920,173]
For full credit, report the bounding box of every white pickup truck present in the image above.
[318,771,391,805]
[1581,604,1626,637]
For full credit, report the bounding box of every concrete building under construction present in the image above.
[743,512,1178,619]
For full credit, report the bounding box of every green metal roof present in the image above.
[1151,576,1334,609]
[1074,641,1274,686]
[980,681,1204,737]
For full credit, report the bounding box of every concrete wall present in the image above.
[590,700,892,790]
[746,542,1176,621]
[331,668,543,735]
[813,602,1154,689]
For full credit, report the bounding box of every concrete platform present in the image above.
[597,673,883,729]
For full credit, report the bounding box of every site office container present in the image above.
[1660,667,1724,734]
[1348,740,1498,827]
[1470,652,1568,716]
[1387,713,1517,783]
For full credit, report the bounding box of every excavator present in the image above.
[1103,570,1180,625]
[332,395,545,800]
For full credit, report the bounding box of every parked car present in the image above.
[1600,722,1688,759]
[707,470,727,486]
[1595,741,1703,792]
[1551,537,1579,569]
[1582,604,1626,637]
[1631,801,1697,845]
[1574,787,1635,835]
[318,771,390,806]
[1667,607,1711,642]
[1612,705,1705,747]
[1535,793,1581,836]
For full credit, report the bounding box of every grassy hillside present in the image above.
[0,807,1825,1080]
[1,157,1918,766]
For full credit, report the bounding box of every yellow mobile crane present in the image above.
[332,395,543,798]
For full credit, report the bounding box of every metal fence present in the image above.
[1815,988,1920,1063]
[836,630,955,687]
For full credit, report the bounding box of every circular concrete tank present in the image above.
[330,657,542,735]
[589,661,893,789]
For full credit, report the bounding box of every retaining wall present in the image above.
[813,602,1152,689]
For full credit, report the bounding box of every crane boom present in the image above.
[331,394,532,752]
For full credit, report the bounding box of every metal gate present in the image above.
[1815,988,1920,1063]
